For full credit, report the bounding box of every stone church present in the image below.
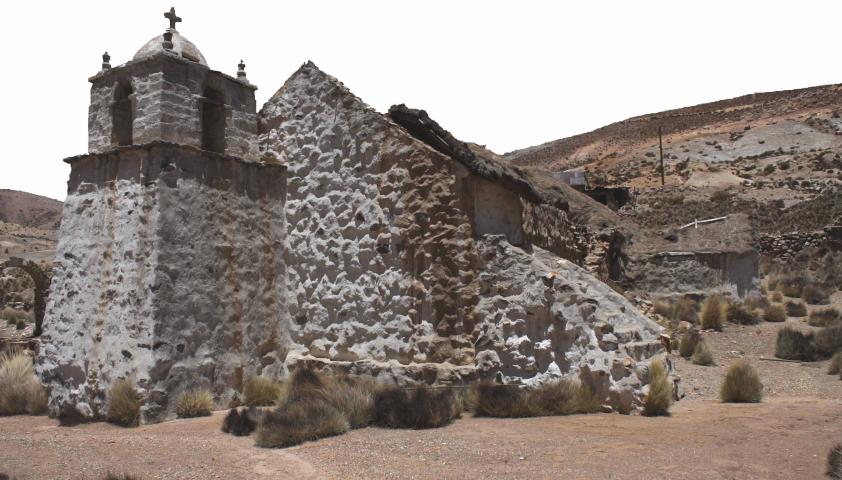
[37,9,667,423]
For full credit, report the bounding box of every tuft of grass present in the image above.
[103,474,140,480]
[372,385,460,429]
[175,389,213,418]
[0,307,30,325]
[779,274,808,298]
[678,330,699,358]
[320,376,376,429]
[775,326,815,361]
[691,340,715,366]
[720,360,763,403]
[255,399,348,448]
[221,407,258,436]
[643,357,672,416]
[763,305,787,323]
[525,378,601,416]
[801,284,830,305]
[243,377,282,407]
[809,307,841,327]
[829,443,842,480]
[814,324,842,359]
[771,291,783,303]
[700,294,726,331]
[785,301,807,317]
[106,379,142,427]
[828,352,842,375]
[727,302,760,325]
[672,297,699,324]
[470,382,535,418]
[0,349,47,415]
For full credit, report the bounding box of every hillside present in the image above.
[0,190,61,263]
[506,83,842,233]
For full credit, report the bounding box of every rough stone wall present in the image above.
[259,63,480,382]
[756,231,827,259]
[472,236,664,413]
[88,83,116,153]
[38,143,288,423]
[520,200,586,263]
[627,250,759,298]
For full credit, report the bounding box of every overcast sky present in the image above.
[2,1,841,201]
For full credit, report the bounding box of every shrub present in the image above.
[802,284,831,305]
[691,340,715,366]
[221,407,258,436]
[700,294,726,331]
[828,352,842,375]
[814,324,842,359]
[775,327,815,361]
[0,349,47,415]
[175,389,213,418]
[785,301,807,317]
[830,443,842,480]
[678,330,699,358]
[372,385,460,429]
[526,378,601,416]
[763,305,787,322]
[643,358,672,416]
[255,399,348,448]
[720,360,763,403]
[809,307,841,327]
[771,291,783,303]
[243,377,282,407]
[471,382,534,418]
[727,302,760,325]
[106,379,142,427]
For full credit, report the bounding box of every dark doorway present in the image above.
[112,82,133,146]
[202,87,226,153]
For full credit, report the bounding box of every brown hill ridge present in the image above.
[0,189,62,230]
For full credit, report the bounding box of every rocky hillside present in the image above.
[0,190,61,263]
[507,83,842,234]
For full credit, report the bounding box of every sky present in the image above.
[2,1,842,201]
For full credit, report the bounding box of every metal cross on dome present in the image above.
[164,7,182,30]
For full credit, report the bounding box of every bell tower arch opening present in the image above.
[112,81,134,146]
[201,86,226,153]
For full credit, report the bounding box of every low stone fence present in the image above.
[755,231,827,259]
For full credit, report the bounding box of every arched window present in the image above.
[201,87,226,153]
[112,81,133,146]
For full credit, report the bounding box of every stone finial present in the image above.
[101,51,111,71]
[162,31,174,51]
[164,7,182,30]
[237,60,247,79]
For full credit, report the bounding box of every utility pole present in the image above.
[658,126,665,186]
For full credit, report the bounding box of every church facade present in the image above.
[38,9,667,423]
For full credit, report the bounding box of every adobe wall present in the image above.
[38,143,288,423]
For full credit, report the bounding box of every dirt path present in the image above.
[2,397,841,479]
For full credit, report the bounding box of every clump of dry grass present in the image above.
[829,443,842,480]
[0,307,30,325]
[175,389,213,418]
[802,284,831,305]
[700,294,726,331]
[221,407,258,436]
[372,385,461,429]
[763,305,787,322]
[828,352,842,375]
[691,340,715,366]
[255,399,348,448]
[103,473,140,480]
[678,330,699,358]
[471,379,601,418]
[809,307,841,327]
[779,274,808,298]
[727,302,760,325]
[785,300,807,317]
[814,324,842,359]
[320,376,376,429]
[720,360,763,403]
[243,377,282,407]
[106,379,142,427]
[654,297,698,324]
[643,357,672,416]
[771,291,783,303]
[0,349,47,415]
[775,326,815,361]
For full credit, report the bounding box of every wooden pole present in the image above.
[658,126,665,186]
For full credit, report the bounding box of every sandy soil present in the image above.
[1,397,840,480]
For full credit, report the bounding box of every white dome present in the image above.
[133,29,208,66]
